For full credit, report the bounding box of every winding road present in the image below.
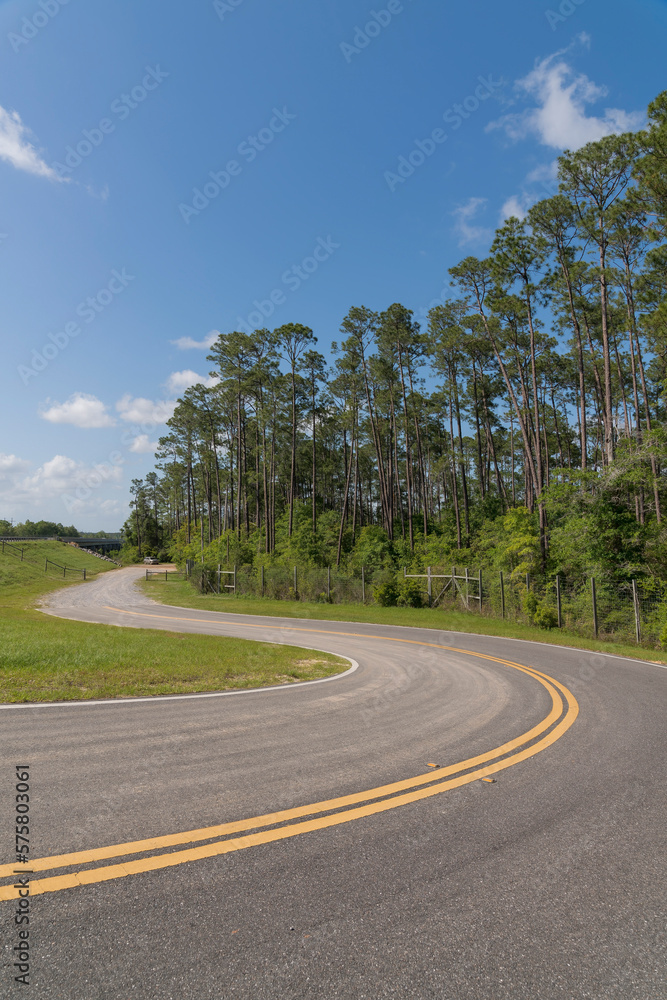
[1,567,665,999]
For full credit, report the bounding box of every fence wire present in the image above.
[185,562,667,649]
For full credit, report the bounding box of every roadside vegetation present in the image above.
[0,544,347,703]
[142,576,667,666]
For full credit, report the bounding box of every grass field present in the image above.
[0,545,348,702]
[141,577,667,667]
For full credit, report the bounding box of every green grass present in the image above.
[0,547,348,702]
[0,538,117,593]
[141,578,667,667]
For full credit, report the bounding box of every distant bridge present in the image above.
[0,535,123,552]
[72,537,123,552]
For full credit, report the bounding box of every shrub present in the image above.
[532,603,559,629]
[523,590,558,629]
[660,622,667,650]
[397,580,424,608]
[373,581,399,606]
[522,591,538,621]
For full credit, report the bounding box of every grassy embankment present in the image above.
[0,543,347,702]
[141,577,667,666]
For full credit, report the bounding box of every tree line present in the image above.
[125,91,667,587]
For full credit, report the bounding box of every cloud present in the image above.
[171,330,219,350]
[164,370,219,394]
[499,194,532,223]
[0,452,126,522]
[0,105,64,181]
[487,41,644,151]
[128,434,159,454]
[39,393,116,428]
[115,394,176,425]
[0,454,121,501]
[0,453,30,476]
[452,197,493,247]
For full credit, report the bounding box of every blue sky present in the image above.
[1,0,666,530]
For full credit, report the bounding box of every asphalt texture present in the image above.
[1,566,665,999]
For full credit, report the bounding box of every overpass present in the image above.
[73,537,123,553]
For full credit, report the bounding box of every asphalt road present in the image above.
[1,567,665,999]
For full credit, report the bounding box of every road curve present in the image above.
[1,567,665,999]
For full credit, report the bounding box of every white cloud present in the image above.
[0,453,30,476]
[499,194,532,223]
[171,329,219,350]
[128,434,159,454]
[115,394,176,425]
[0,452,127,524]
[0,105,64,182]
[452,197,493,247]
[0,454,121,502]
[164,370,219,394]
[487,42,644,151]
[39,393,116,428]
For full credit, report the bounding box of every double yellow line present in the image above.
[0,631,578,901]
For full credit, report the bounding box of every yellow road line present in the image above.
[0,658,560,880]
[0,619,579,900]
[0,686,577,900]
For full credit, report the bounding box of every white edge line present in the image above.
[0,651,358,711]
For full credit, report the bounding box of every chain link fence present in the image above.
[183,561,667,649]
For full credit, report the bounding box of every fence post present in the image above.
[478,568,482,611]
[83,568,86,581]
[362,566,365,604]
[556,574,562,628]
[632,579,640,644]
[499,571,505,619]
[327,565,330,602]
[63,565,66,578]
[233,564,237,595]
[293,565,297,598]
[21,548,24,562]
[427,566,432,607]
[591,577,598,638]
[465,566,469,605]
[261,564,265,597]
[217,564,221,594]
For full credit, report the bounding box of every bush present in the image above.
[533,603,559,629]
[373,581,399,606]
[522,591,538,620]
[660,622,667,649]
[523,590,558,629]
[397,580,424,608]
